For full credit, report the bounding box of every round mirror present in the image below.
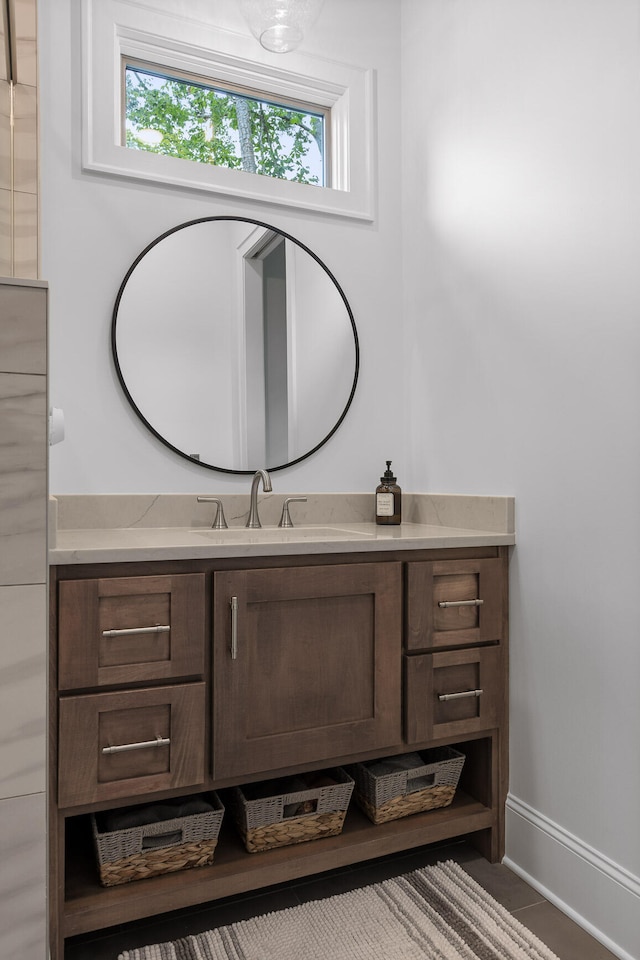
[112,216,359,473]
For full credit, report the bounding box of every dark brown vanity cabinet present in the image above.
[212,562,402,780]
[50,546,508,960]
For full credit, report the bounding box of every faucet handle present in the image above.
[197,496,228,529]
[278,497,307,528]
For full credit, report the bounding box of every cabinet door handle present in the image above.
[230,596,238,660]
[438,599,483,608]
[102,625,170,637]
[102,735,171,755]
[438,689,483,702]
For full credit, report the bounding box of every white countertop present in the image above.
[49,493,515,565]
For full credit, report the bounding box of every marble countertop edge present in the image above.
[49,521,515,565]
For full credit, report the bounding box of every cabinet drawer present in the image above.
[405,558,505,651]
[58,682,206,807]
[58,574,205,690]
[404,646,503,743]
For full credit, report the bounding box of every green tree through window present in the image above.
[125,64,326,186]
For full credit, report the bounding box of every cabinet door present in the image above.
[213,563,402,779]
[405,558,506,651]
[58,574,205,690]
[58,682,206,807]
[404,646,503,743]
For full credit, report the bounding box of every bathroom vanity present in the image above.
[48,493,514,960]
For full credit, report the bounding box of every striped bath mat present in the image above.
[118,860,560,960]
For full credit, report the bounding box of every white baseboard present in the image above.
[505,793,640,960]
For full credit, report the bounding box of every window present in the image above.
[124,62,329,187]
[82,0,375,219]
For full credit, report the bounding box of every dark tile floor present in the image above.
[65,840,619,960]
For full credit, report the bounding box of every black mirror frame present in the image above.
[111,215,360,475]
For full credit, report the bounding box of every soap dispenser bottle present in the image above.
[376,461,402,525]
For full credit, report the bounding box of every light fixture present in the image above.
[239,0,324,54]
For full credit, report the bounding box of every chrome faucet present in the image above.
[246,469,272,528]
[196,496,228,529]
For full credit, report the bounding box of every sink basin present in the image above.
[194,525,374,543]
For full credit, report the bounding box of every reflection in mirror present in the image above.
[112,217,359,473]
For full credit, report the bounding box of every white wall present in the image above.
[40,0,403,494]
[401,2,640,957]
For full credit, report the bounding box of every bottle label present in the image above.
[376,492,394,516]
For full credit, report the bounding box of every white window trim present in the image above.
[82,0,376,220]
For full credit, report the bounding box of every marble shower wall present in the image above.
[0,0,39,278]
[0,278,48,959]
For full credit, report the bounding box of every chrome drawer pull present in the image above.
[102,735,170,755]
[102,625,170,638]
[230,596,238,660]
[438,599,483,608]
[438,689,484,702]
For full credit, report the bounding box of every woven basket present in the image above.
[231,768,354,854]
[91,792,224,886]
[351,747,465,825]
